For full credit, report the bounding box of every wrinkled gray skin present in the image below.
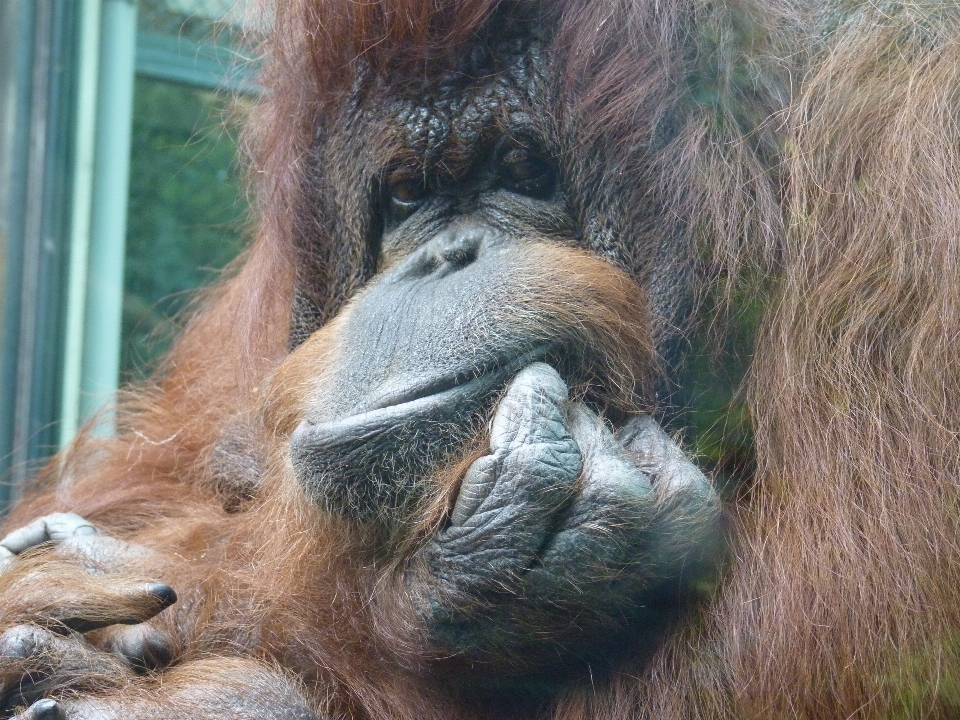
[411,364,718,691]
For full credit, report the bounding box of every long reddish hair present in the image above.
[11,1,960,718]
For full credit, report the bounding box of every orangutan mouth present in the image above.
[291,344,551,451]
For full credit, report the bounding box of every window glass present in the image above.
[122,79,245,381]
[139,0,239,41]
[122,0,247,381]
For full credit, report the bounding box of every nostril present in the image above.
[433,232,483,276]
[392,225,491,282]
[441,241,479,269]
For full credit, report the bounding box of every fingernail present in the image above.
[30,699,65,720]
[144,583,177,608]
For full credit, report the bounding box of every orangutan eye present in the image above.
[499,145,556,199]
[385,172,428,223]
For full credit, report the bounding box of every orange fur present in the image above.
[5,1,960,719]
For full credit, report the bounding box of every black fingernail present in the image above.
[30,699,65,720]
[145,583,177,608]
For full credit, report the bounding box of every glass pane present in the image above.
[121,77,245,382]
[138,0,240,41]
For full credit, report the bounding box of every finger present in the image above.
[50,582,177,634]
[546,409,721,578]
[616,416,722,576]
[431,363,583,587]
[1,514,98,556]
[10,699,66,720]
[0,625,128,710]
[0,546,15,574]
[90,623,176,673]
[535,404,658,575]
[617,415,714,496]
[488,362,572,453]
[11,699,122,720]
[56,535,154,576]
[486,363,582,516]
[566,403,654,498]
[11,660,326,719]
[445,363,581,539]
[5,568,177,634]
[448,455,499,527]
[449,362,581,529]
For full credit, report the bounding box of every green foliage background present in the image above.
[121,78,246,381]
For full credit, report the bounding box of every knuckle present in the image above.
[44,514,97,543]
[0,624,43,660]
[21,698,65,720]
[55,535,151,575]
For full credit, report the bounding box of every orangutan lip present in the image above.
[291,345,550,450]
[365,346,551,413]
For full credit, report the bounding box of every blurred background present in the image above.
[0,0,254,507]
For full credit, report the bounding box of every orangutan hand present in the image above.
[0,515,178,713]
[414,363,721,671]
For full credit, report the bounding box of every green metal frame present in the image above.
[0,0,83,504]
[2,0,251,509]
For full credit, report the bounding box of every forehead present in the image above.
[357,37,551,162]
